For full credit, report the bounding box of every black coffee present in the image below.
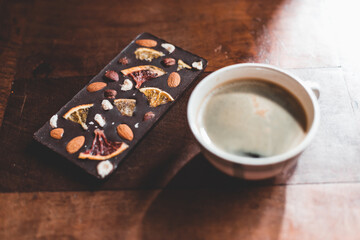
[200,79,307,158]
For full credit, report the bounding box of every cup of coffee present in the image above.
[187,63,320,180]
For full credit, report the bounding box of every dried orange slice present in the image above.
[78,129,128,160]
[113,99,136,116]
[63,104,93,130]
[134,48,164,62]
[139,87,174,107]
[121,65,165,89]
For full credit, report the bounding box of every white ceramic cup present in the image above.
[187,63,320,180]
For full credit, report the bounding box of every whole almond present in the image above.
[105,70,119,81]
[50,128,64,139]
[135,39,157,48]
[117,124,134,141]
[87,82,107,92]
[66,136,85,154]
[162,58,176,67]
[167,72,181,88]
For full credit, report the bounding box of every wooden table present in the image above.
[1,0,359,239]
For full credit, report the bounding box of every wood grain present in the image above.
[1,183,360,240]
[1,0,360,238]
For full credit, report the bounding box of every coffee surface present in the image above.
[200,79,307,158]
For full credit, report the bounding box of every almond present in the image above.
[50,128,64,139]
[105,70,119,81]
[87,82,107,92]
[167,72,181,88]
[117,124,134,141]
[135,39,157,48]
[66,136,85,154]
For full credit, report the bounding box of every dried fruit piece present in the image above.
[167,72,181,88]
[117,124,134,141]
[50,114,58,128]
[87,82,107,92]
[105,70,119,81]
[118,57,129,65]
[143,111,155,121]
[94,114,106,127]
[139,87,174,107]
[79,129,128,160]
[135,39,157,47]
[63,104,94,130]
[50,128,64,139]
[66,136,85,154]
[97,160,114,178]
[134,48,164,62]
[104,89,117,99]
[121,79,133,91]
[192,61,203,70]
[162,58,176,67]
[177,59,191,71]
[121,65,165,89]
[161,43,175,54]
[101,99,113,111]
[113,99,136,116]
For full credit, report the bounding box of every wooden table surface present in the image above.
[1,0,360,239]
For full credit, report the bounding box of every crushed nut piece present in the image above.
[192,61,203,70]
[101,99,113,111]
[94,114,106,127]
[50,114,58,128]
[121,79,133,91]
[161,43,175,54]
[97,160,114,178]
[89,121,94,125]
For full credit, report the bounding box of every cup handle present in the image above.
[304,81,320,99]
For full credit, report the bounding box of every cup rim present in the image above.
[187,63,320,166]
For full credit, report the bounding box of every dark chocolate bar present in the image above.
[34,32,207,179]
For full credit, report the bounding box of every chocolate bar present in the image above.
[34,32,207,179]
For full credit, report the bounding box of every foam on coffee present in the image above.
[199,79,307,158]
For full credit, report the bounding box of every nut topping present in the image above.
[94,114,106,127]
[104,89,117,99]
[50,114,58,128]
[192,61,203,70]
[162,58,176,67]
[97,160,114,178]
[135,39,157,47]
[101,99,113,111]
[117,124,134,141]
[104,70,119,81]
[50,128,64,139]
[143,111,155,121]
[87,82,107,92]
[66,136,85,154]
[161,43,175,54]
[121,79,133,91]
[167,72,181,88]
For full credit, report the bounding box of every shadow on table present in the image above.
[139,154,286,239]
